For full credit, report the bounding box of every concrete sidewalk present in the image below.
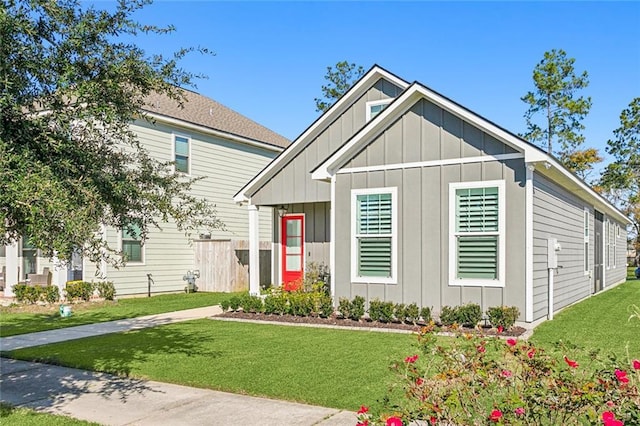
[0,306,222,351]
[0,306,357,425]
[1,358,356,425]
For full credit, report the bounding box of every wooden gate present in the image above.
[194,239,271,292]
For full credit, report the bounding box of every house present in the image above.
[2,89,289,297]
[235,65,630,325]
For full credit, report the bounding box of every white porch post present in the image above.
[5,242,19,297]
[52,253,68,293]
[248,204,260,295]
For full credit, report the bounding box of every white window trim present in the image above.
[365,99,393,122]
[613,223,617,268]
[584,208,590,276]
[172,133,192,175]
[448,180,506,287]
[119,226,146,266]
[351,187,398,284]
[605,219,611,270]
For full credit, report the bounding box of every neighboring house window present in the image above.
[351,187,397,283]
[449,181,505,287]
[22,236,37,280]
[584,209,589,274]
[174,135,190,173]
[365,99,392,122]
[122,223,143,263]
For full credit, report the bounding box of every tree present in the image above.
[562,147,603,181]
[314,61,365,112]
[521,49,596,170]
[0,0,221,266]
[600,98,640,250]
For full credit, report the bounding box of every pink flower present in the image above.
[501,370,512,378]
[564,356,579,368]
[357,405,369,415]
[527,348,536,359]
[602,411,624,426]
[416,377,424,386]
[497,325,504,334]
[633,359,640,370]
[606,401,615,407]
[477,345,486,353]
[357,422,369,426]
[429,416,437,425]
[386,416,403,426]
[489,409,503,422]
[514,407,525,416]
[506,338,517,347]
[404,354,418,364]
[615,369,629,384]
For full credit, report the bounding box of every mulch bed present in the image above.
[216,311,527,337]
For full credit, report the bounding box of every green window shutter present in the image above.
[455,187,499,279]
[356,193,393,278]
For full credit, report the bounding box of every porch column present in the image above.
[52,253,68,292]
[5,242,19,297]
[248,204,260,295]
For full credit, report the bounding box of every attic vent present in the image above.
[209,108,214,116]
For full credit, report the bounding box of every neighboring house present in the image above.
[2,89,289,297]
[235,65,630,325]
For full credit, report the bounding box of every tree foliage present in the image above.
[561,147,603,181]
[600,98,640,247]
[521,49,596,171]
[314,61,365,113]
[0,0,221,266]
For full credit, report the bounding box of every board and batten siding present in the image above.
[271,202,330,285]
[83,120,278,295]
[333,97,527,319]
[251,78,403,206]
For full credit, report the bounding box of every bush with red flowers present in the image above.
[359,324,640,425]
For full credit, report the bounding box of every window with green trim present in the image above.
[454,186,500,280]
[354,191,395,280]
[122,223,143,263]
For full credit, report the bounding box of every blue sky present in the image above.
[113,1,638,175]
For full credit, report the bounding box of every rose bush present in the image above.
[357,323,640,425]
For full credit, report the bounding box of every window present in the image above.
[605,220,613,269]
[365,99,392,121]
[22,236,37,280]
[351,187,397,283]
[584,209,589,273]
[613,224,617,268]
[122,223,143,263]
[174,135,190,173]
[449,181,505,287]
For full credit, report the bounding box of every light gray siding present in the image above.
[333,98,527,319]
[251,78,403,205]
[83,120,278,295]
[272,202,330,285]
[605,216,628,287]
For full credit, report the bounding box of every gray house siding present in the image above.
[605,215,628,287]
[271,202,331,285]
[333,98,527,319]
[251,78,403,206]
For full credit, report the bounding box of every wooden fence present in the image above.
[194,239,271,292]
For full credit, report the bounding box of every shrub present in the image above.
[264,292,288,315]
[458,303,482,327]
[65,280,94,301]
[379,301,395,323]
[289,292,313,316]
[337,298,351,319]
[228,295,241,311]
[95,281,116,301]
[282,279,303,292]
[239,293,264,313]
[350,295,365,321]
[420,306,432,323]
[317,293,334,318]
[487,305,520,329]
[13,283,41,304]
[394,304,406,323]
[405,303,420,324]
[220,299,230,312]
[439,305,458,326]
[41,285,60,304]
[368,299,383,322]
[358,327,640,425]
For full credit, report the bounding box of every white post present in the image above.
[548,268,554,321]
[5,242,19,297]
[248,204,260,295]
[52,253,69,293]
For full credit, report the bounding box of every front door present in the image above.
[281,215,304,285]
[594,210,604,292]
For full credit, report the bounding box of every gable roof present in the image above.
[312,81,631,225]
[233,65,409,203]
[143,89,290,149]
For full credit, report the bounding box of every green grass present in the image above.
[0,292,236,337]
[4,320,417,411]
[530,278,640,361]
[0,402,99,425]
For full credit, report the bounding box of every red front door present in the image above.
[281,215,304,285]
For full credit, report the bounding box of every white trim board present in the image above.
[336,153,524,175]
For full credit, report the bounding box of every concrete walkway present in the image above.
[0,306,357,425]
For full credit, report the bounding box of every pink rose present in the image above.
[489,409,503,422]
[386,416,403,426]
[514,407,525,416]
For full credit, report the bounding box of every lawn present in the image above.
[0,292,235,337]
[530,277,640,361]
[4,320,417,411]
[0,403,98,425]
